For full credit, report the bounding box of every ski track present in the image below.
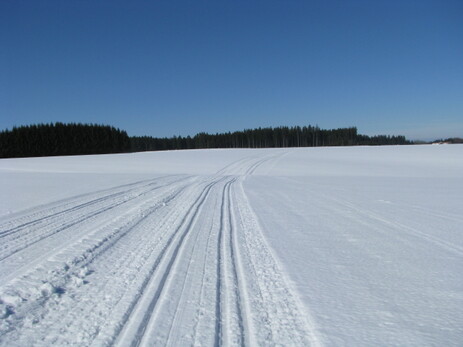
[0,153,319,346]
[0,176,195,284]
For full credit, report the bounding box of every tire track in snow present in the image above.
[1,152,324,346]
[0,177,172,236]
[220,178,254,346]
[0,181,195,341]
[244,151,287,177]
[127,177,247,347]
[161,181,226,347]
[113,177,226,347]
[233,178,323,346]
[25,183,197,346]
[244,157,269,176]
[0,177,194,287]
[0,176,188,240]
[214,182,229,346]
[191,206,220,347]
[0,176,193,263]
[214,155,258,176]
[215,178,246,346]
[116,177,224,347]
[111,156,285,346]
[214,181,225,346]
[20,177,209,347]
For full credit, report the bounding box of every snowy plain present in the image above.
[0,145,462,346]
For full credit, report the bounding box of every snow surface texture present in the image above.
[0,145,462,346]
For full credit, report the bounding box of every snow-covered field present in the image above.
[0,145,462,346]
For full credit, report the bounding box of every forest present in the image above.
[0,123,130,158]
[0,123,411,158]
[130,126,410,152]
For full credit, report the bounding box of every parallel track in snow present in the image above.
[0,176,195,285]
[0,153,320,347]
[0,175,188,241]
[0,177,166,236]
[114,177,225,347]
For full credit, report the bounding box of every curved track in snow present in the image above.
[0,154,320,346]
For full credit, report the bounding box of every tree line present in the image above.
[0,123,130,158]
[0,123,411,158]
[130,126,410,152]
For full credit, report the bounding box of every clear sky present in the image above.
[1,0,462,140]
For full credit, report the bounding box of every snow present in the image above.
[0,145,462,346]
[0,149,257,217]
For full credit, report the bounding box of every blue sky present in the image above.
[1,0,462,140]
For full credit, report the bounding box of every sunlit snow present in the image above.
[0,145,462,346]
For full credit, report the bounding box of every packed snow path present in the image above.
[0,154,320,346]
[1,146,462,346]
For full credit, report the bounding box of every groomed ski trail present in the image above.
[0,153,321,346]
